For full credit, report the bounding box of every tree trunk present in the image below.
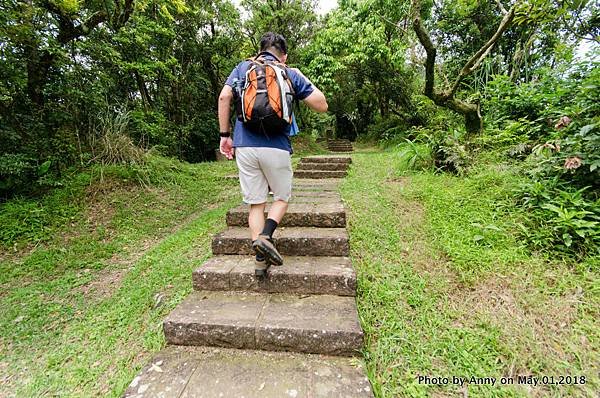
[26,48,54,106]
[411,0,516,134]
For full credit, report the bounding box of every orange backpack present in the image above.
[233,55,295,134]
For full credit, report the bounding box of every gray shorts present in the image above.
[235,147,293,204]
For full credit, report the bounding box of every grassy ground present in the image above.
[0,156,241,397]
[341,148,598,397]
[1,144,597,397]
[0,135,325,397]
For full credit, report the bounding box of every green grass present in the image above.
[1,147,597,397]
[290,133,330,157]
[340,149,599,397]
[0,156,240,397]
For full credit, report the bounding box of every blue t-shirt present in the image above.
[225,52,314,153]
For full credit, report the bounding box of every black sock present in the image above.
[261,218,278,238]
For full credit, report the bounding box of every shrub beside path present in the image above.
[123,155,374,397]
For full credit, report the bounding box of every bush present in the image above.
[91,107,147,167]
[0,154,36,197]
[517,181,600,256]
[365,116,410,147]
[397,140,432,172]
[516,115,600,256]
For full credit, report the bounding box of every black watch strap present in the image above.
[219,132,231,137]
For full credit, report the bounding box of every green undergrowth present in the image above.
[340,149,598,397]
[290,133,330,157]
[0,155,240,397]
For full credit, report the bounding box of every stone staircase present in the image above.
[123,155,373,398]
[294,156,350,179]
[327,139,354,152]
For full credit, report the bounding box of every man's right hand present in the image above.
[220,137,234,160]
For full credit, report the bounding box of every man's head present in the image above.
[259,32,288,63]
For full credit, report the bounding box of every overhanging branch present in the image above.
[447,4,515,98]
[410,0,517,133]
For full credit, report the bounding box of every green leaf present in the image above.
[562,233,573,247]
[38,160,51,176]
[580,124,596,135]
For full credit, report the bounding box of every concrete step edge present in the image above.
[163,291,364,356]
[193,255,356,296]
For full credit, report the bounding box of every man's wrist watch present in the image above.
[219,131,231,138]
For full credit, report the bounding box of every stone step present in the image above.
[294,170,347,179]
[123,346,373,398]
[329,149,353,153]
[227,202,346,228]
[163,291,364,356]
[294,179,341,188]
[300,156,352,164]
[291,190,340,197]
[193,256,356,296]
[293,184,339,191]
[294,178,343,184]
[212,227,349,256]
[292,196,343,204]
[296,162,349,171]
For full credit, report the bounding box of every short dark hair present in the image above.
[259,32,288,55]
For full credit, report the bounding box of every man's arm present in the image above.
[218,85,234,131]
[302,88,328,113]
[218,85,234,159]
[290,67,328,113]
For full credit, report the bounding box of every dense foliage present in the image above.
[1,0,599,256]
[0,0,318,196]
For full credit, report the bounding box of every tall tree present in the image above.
[411,0,517,133]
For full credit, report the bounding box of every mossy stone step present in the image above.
[226,202,346,228]
[294,170,347,179]
[163,291,363,356]
[212,227,349,256]
[123,346,373,398]
[193,255,356,296]
[300,156,352,164]
[296,162,350,171]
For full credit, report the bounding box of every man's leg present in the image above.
[249,202,267,241]
[247,200,288,239]
[266,200,288,224]
[251,147,292,267]
[235,147,273,275]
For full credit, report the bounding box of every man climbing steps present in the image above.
[217,32,328,277]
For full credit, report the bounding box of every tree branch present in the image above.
[411,0,514,133]
[411,0,436,99]
[114,0,134,29]
[374,11,409,38]
[447,4,515,98]
[42,0,109,43]
[496,0,507,15]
